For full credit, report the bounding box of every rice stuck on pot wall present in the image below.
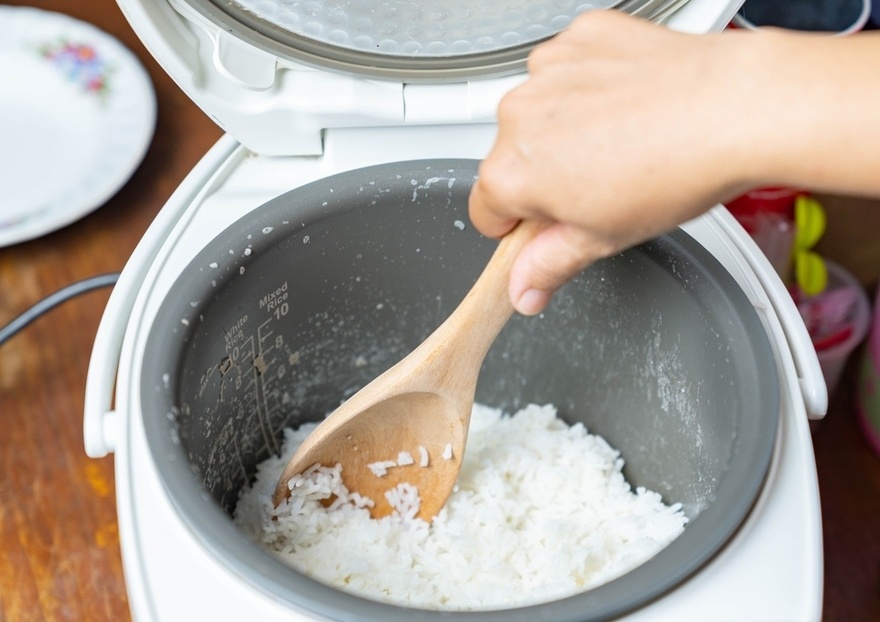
[233,403,686,610]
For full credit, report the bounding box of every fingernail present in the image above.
[515,289,549,316]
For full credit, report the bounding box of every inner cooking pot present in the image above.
[140,159,778,621]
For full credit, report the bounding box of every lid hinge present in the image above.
[402,76,525,125]
[214,30,277,90]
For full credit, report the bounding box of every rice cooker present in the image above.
[84,0,828,620]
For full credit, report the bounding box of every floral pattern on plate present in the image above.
[39,40,114,98]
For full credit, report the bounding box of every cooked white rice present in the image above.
[233,403,686,610]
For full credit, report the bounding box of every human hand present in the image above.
[469,10,767,315]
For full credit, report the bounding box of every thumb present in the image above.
[508,223,605,316]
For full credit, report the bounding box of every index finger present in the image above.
[468,175,521,240]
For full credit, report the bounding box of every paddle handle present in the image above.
[316,220,545,415]
[424,220,544,380]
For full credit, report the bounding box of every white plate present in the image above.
[0,6,156,247]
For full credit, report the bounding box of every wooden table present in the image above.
[0,1,221,619]
[0,2,878,620]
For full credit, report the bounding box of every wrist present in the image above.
[722,29,880,197]
[709,30,809,194]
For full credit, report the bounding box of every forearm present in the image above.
[467,11,880,315]
[729,29,880,197]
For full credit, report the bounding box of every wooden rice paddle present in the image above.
[273,221,543,520]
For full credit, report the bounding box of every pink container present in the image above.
[800,261,871,396]
[857,285,880,456]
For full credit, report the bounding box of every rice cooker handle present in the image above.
[83,136,241,457]
[84,280,130,458]
[83,193,189,457]
[83,207,182,457]
[713,207,829,419]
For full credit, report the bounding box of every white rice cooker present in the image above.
[84,0,828,620]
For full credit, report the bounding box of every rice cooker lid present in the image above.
[122,0,740,155]
[172,0,688,80]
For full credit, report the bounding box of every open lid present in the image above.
[117,0,743,155]
[185,0,628,79]
[172,0,729,80]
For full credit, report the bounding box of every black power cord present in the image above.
[0,273,120,346]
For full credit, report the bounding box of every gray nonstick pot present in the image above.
[140,159,778,621]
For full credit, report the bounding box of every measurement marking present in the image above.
[252,318,280,456]
[232,438,248,487]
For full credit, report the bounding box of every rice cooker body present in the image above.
[93,0,817,619]
[138,159,779,620]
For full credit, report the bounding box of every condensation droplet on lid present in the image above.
[551,15,572,30]
[303,235,311,244]
[526,24,549,38]
[209,262,219,269]
[328,28,349,44]
[262,226,274,234]
[401,41,420,55]
[244,248,252,256]
[500,31,522,46]
[451,40,471,54]
[475,36,496,49]
[240,266,246,275]
[352,35,374,49]
[453,219,465,230]
[426,41,446,54]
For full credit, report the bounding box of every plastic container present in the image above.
[725,188,800,279]
[806,261,872,396]
[726,187,801,227]
[857,285,880,455]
